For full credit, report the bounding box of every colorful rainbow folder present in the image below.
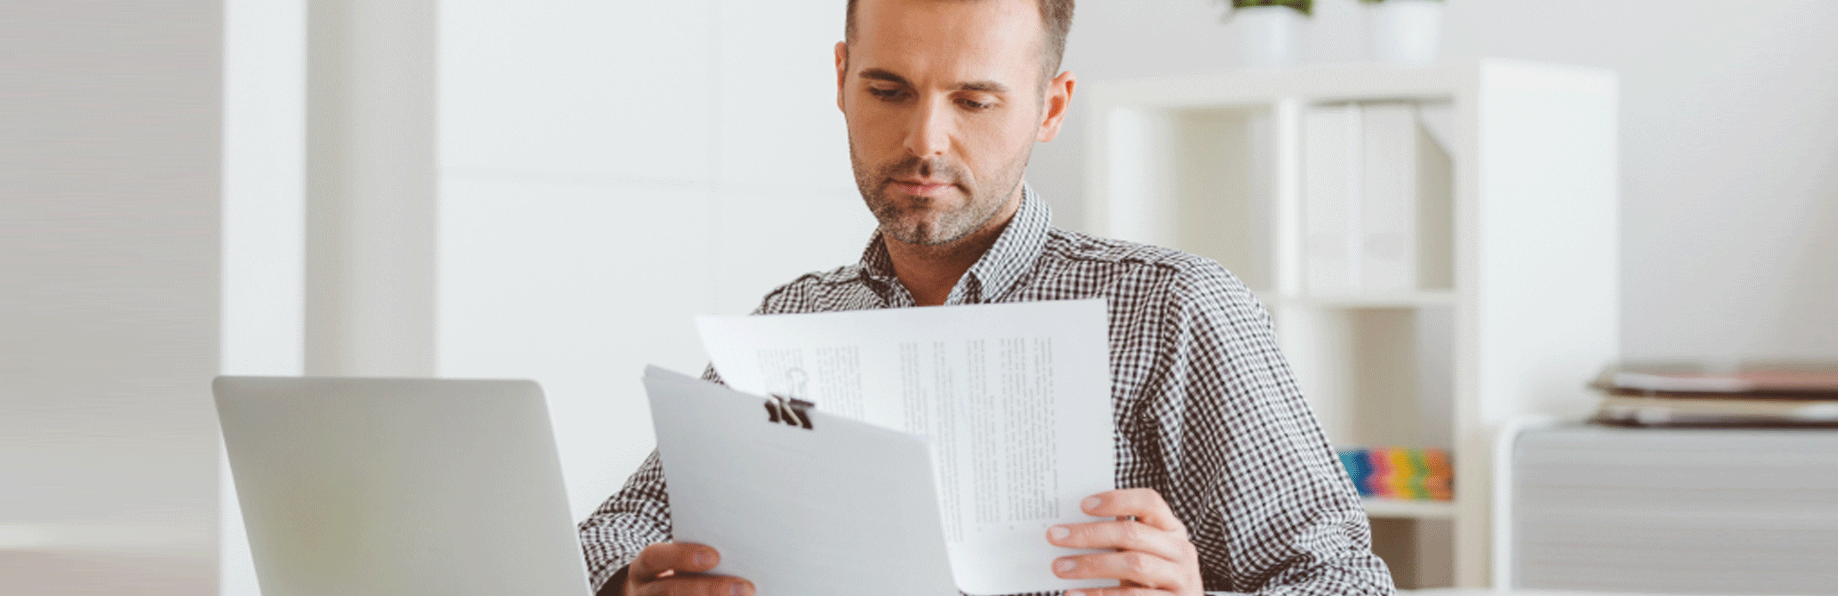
[1335,447,1452,501]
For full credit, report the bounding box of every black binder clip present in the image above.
[764,394,815,430]
[764,368,814,429]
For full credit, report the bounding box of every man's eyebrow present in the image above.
[858,68,912,86]
[956,80,1009,93]
[857,68,1009,94]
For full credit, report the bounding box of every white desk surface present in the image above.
[1405,590,1717,596]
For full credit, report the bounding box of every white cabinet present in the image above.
[1083,59,1620,588]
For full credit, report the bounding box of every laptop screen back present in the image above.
[214,376,592,596]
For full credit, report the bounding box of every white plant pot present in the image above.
[1366,0,1443,65]
[1234,5,1305,69]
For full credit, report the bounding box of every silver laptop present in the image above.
[214,376,593,596]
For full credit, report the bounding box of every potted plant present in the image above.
[1218,0,1313,69]
[1361,0,1443,65]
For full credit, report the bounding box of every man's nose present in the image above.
[903,96,951,159]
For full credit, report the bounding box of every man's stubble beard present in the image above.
[850,138,1033,247]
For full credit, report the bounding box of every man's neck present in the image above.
[883,193,1023,307]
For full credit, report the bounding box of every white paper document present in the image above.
[644,367,959,596]
[690,298,1116,595]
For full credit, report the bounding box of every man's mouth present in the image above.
[891,178,955,197]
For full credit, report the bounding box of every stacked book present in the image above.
[1336,447,1452,501]
[1590,361,1838,427]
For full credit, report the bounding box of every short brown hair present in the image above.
[844,0,1075,84]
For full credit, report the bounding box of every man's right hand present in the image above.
[621,542,755,596]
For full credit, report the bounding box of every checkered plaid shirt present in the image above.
[579,185,1395,595]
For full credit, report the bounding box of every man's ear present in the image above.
[1037,70,1076,143]
[835,41,849,113]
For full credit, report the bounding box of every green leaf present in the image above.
[1232,0,1314,16]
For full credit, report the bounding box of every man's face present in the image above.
[837,0,1065,247]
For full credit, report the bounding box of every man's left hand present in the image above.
[1046,488,1204,596]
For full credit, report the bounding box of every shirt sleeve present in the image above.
[1142,262,1396,596]
[576,449,670,594]
[576,365,727,595]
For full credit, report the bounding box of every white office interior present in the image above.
[4,1,1836,594]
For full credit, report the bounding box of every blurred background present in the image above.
[3,0,1835,594]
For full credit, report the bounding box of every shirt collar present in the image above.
[858,183,1052,305]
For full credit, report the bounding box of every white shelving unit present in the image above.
[1363,497,1457,520]
[1084,59,1620,588]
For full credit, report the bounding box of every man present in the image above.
[579,0,1395,595]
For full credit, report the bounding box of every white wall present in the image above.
[1030,0,1838,361]
[305,0,440,378]
[1442,0,1838,361]
[220,0,305,594]
[437,0,875,520]
[1,1,223,594]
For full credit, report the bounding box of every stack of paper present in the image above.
[1589,361,1838,427]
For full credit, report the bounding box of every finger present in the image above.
[629,542,720,580]
[1053,550,1187,589]
[633,575,754,596]
[1082,489,1186,535]
[1064,587,1172,596]
[1047,519,1189,561]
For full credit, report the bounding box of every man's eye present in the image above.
[868,87,906,101]
[959,98,993,110]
